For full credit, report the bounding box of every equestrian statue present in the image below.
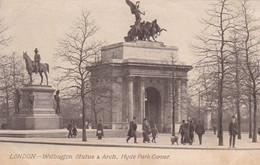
[124,0,167,42]
[23,48,49,85]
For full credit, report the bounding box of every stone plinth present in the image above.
[101,40,178,64]
[12,85,62,130]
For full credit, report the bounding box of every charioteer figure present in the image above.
[125,0,166,42]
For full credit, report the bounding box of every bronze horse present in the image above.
[23,52,49,85]
[125,19,167,42]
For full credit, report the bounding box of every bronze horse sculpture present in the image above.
[125,19,167,42]
[23,52,49,85]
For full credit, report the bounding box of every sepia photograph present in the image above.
[0,0,260,164]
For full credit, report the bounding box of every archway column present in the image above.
[127,77,134,122]
[140,78,145,123]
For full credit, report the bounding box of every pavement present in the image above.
[0,131,259,150]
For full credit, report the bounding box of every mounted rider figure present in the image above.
[34,48,41,74]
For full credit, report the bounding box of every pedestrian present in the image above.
[179,120,185,144]
[188,120,195,145]
[72,125,78,138]
[67,120,73,138]
[142,118,151,143]
[212,124,217,135]
[182,121,190,145]
[228,116,238,149]
[151,124,158,143]
[96,119,104,140]
[126,117,138,143]
[195,120,205,145]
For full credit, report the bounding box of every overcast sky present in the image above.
[1,0,260,81]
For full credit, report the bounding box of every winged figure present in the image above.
[125,0,145,21]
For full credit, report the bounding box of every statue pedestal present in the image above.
[12,85,62,130]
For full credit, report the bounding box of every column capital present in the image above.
[126,76,135,82]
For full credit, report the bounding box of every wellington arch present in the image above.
[89,41,192,133]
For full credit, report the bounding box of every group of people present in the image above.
[126,117,159,143]
[178,119,205,145]
[67,121,78,138]
[67,119,104,140]
[67,116,239,148]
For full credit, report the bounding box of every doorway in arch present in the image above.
[145,87,161,129]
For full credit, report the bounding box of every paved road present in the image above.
[1,131,259,149]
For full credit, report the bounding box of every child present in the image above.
[72,126,78,138]
[151,124,158,143]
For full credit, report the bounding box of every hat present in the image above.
[34,48,39,53]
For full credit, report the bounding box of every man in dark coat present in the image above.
[126,117,137,143]
[67,121,73,138]
[188,120,195,145]
[151,124,158,143]
[229,116,238,148]
[195,120,205,145]
[96,119,104,140]
[142,118,151,143]
[179,120,185,144]
[182,122,190,144]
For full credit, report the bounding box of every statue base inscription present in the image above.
[11,85,62,130]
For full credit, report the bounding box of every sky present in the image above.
[1,0,260,83]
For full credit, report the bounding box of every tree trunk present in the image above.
[81,84,87,142]
[218,58,224,146]
[172,81,176,136]
[252,90,257,142]
[235,48,241,139]
[249,85,252,138]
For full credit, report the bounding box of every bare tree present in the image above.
[239,0,260,142]
[0,18,12,49]
[0,52,25,121]
[55,11,103,142]
[192,0,237,145]
[227,30,245,139]
[170,54,178,136]
[90,84,111,127]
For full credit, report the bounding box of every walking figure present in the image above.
[188,120,195,145]
[142,118,151,143]
[72,126,78,138]
[179,120,185,144]
[195,120,205,145]
[96,120,104,140]
[126,117,138,143]
[67,121,73,138]
[151,124,158,143]
[229,116,238,149]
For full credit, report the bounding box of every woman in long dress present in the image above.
[142,118,151,143]
[96,120,104,140]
